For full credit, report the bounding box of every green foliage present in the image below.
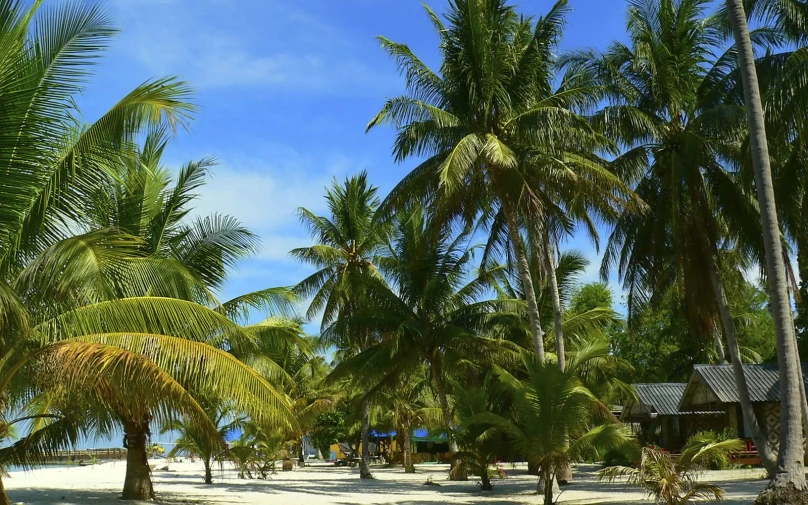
[311,411,348,458]
[599,432,745,505]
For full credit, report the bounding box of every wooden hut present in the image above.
[622,383,724,450]
[677,363,807,451]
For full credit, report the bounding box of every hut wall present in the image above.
[753,402,781,451]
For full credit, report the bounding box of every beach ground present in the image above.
[4,460,770,504]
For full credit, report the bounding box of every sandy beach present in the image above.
[4,460,770,505]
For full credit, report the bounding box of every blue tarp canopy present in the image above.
[368,428,447,442]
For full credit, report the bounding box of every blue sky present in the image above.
[80,0,633,324]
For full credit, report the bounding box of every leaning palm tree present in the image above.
[569,0,778,474]
[367,0,625,364]
[291,172,388,479]
[723,0,808,498]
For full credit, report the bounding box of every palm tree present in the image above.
[0,1,194,275]
[724,1,808,498]
[571,0,778,474]
[367,0,625,363]
[599,432,745,505]
[377,370,441,473]
[327,206,521,479]
[0,3,298,501]
[292,172,388,479]
[466,341,635,505]
[454,376,515,490]
[76,131,301,497]
[85,128,264,296]
[161,398,245,484]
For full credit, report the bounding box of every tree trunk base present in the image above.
[0,475,10,505]
[404,464,416,473]
[359,466,373,479]
[449,462,468,481]
[557,462,572,485]
[755,483,808,505]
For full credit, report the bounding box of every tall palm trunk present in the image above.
[299,438,306,468]
[726,0,808,499]
[431,355,466,480]
[705,249,777,475]
[543,234,565,371]
[122,419,154,500]
[713,323,727,362]
[402,424,414,473]
[542,233,572,483]
[503,203,546,362]
[359,393,372,479]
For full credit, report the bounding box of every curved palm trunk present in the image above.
[431,356,466,480]
[726,0,808,499]
[503,204,546,362]
[359,393,372,479]
[122,420,154,500]
[0,474,10,505]
[705,250,777,475]
[402,424,414,473]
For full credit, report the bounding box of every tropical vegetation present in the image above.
[4,0,808,504]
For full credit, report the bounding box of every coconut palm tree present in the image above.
[367,0,627,364]
[161,398,244,484]
[292,172,389,479]
[599,432,745,505]
[376,370,442,473]
[454,375,515,490]
[724,0,807,498]
[0,3,298,501]
[326,206,521,479]
[568,0,779,474]
[465,341,636,504]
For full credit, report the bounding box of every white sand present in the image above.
[4,460,770,504]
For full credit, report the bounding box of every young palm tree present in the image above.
[377,371,442,473]
[292,172,388,479]
[327,206,521,479]
[599,432,745,505]
[454,375,515,490]
[161,398,244,484]
[571,0,777,473]
[465,341,635,504]
[367,0,625,363]
[724,0,808,498]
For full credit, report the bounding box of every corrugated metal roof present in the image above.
[692,364,808,403]
[634,383,688,416]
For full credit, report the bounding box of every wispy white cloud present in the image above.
[186,145,360,264]
[110,0,396,93]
